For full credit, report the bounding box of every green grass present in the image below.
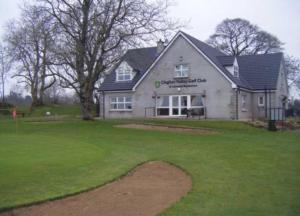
[25,105,82,117]
[1,105,83,119]
[0,118,299,215]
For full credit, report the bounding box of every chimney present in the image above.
[157,39,165,55]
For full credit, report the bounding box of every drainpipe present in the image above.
[269,89,272,119]
[264,87,268,119]
[251,92,255,121]
[235,87,239,120]
[102,91,105,119]
[154,91,157,117]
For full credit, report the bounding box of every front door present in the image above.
[170,95,188,116]
[171,96,179,116]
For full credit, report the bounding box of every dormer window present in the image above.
[233,65,239,77]
[233,58,239,78]
[175,64,189,78]
[116,62,134,82]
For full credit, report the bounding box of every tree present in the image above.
[207,18,300,93]
[284,55,300,93]
[5,4,56,107]
[207,18,283,56]
[39,0,180,120]
[0,42,11,104]
[44,80,66,104]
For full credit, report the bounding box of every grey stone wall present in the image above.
[100,36,288,120]
[134,35,234,119]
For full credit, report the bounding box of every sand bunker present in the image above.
[1,161,191,216]
[116,123,217,135]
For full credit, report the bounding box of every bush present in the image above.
[268,120,277,131]
[0,102,13,108]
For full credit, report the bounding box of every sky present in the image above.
[0,0,299,97]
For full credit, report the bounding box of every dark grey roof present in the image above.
[99,47,157,91]
[216,53,283,90]
[180,32,248,88]
[237,53,283,90]
[100,31,283,92]
[217,56,235,66]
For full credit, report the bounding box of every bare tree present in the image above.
[284,55,300,93]
[207,18,300,93]
[39,0,180,120]
[5,4,56,107]
[0,42,11,104]
[207,18,283,56]
[44,80,66,104]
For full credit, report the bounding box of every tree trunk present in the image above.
[1,58,4,104]
[79,87,94,120]
[1,73,4,104]
[31,86,39,108]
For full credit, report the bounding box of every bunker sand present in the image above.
[1,161,192,216]
[116,123,217,135]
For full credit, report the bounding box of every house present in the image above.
[98,31,288,119]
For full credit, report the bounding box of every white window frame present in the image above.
[258,96,265,107]
[175,64,189,78]
[156,95,204,117]
[116,62,133,82]
[241,95,247,111]
[233,65,239,77]
[110,96,132,111]
[156,96,170,116]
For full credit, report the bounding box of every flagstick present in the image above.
[15,116,18,134]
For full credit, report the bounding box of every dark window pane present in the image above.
[181,108,188,115]
[191,108,204,116]
[172,108,179,115]
[125,103,132,109]
[181,96,188,107]
[157,108,169,116]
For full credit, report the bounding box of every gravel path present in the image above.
[116,123,217,135]
[1,161,192,216]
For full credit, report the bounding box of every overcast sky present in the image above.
[0,0,299,97]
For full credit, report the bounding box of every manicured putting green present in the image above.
[0,119,299,215]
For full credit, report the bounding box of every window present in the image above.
[110,96,132,110]
[190,95,204,116]
[191,95,203,107]
[116,62,133,82]
[156,95,205,117]
[241,95,247,111]
[258,96,264,107]
[233,65,239,77]
[175,64,189,77]
[157,96,169,116]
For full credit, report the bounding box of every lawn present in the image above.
[0,118,299,215]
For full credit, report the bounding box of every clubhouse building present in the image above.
[99,31,288,120]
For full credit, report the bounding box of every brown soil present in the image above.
[1,161,192,216]
[116,123,217,135]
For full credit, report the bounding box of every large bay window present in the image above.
[175,64,189,78]
[156,95,204,117]
[110,96,132,111]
